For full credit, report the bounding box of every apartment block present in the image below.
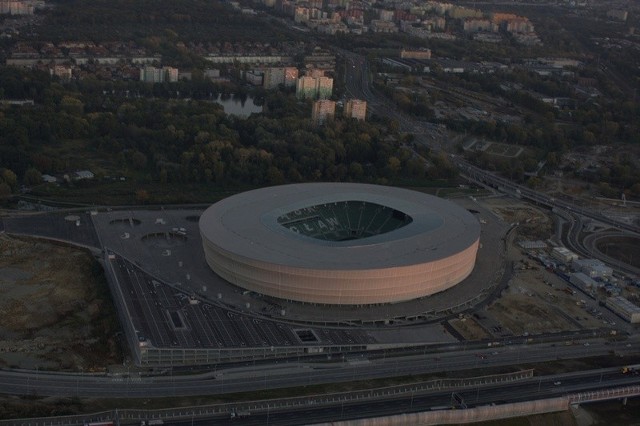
[344,99,367,120]
[140,66,163,83]
[50,65,72,81]
[296,75,333,99]
[400,48,431,59]
[263,67,299,89]
[163,66,179,83]
[312,99,336,125]
[139,66,179,83]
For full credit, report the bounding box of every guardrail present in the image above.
[569,385,640,404]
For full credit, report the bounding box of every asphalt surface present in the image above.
[1,338,637,398]
[2,211,101,248]
[109,251,375,351]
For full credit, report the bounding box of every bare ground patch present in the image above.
[482,199,553,240]
[449,317,491,340]
[488,294,576,335]
[0,234,123,371]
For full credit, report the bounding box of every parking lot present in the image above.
[109,251,376,350]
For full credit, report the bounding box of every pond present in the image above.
[213,94,263,118]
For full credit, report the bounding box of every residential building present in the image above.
[370,20,398,33]
[379,9,394,21]
[421,17,446,32]
[204,69,220,79]
[140,66,163,83]
[163,66,179,83]
[505,17,535,34]
[139,66,179,83]
[400,49,431,60]
[50,65,72,81]
[316,76,333,99]
[296,76,318,99]
[205,55,291,65]
[312,100,336,125]
[308,69,325,78]
[463,18,495,33]
[245,70,264,86]
[283,67,299,87]
[296,75,333,99]
[344,99,367,120]
[0,0,35,15]
[304,49,336,72]
[263,67,299,89]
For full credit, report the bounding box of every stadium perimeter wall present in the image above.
[202,238,479,305]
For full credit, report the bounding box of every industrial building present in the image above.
[551,247,579,264]
[569,272,599,291]
[605,296,640,323]
[573,259,613,279]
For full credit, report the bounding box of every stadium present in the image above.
[200,183,480,305]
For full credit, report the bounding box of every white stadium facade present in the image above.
[199,183,480,305]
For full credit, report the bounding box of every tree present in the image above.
[527,176,542,189]
[349,162,364,180]
[60,96,85,115]
[135,189,151,204]
[386,156,401,177]
[266,166,285,185]
[23,168,42,186]
[131,151,148,169]
[1,169,17,192]
[0,182,11,198]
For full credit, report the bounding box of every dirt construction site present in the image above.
[449,197,623,341]
[0,234,122,371]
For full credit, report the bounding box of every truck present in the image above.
[621,365,640,375]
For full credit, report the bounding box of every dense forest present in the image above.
[32,0,281,43]
[0,67,454,202]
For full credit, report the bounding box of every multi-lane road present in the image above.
[1,338,637,398]
[458,159,640,235]
[164,368,639,426]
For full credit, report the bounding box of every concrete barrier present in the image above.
[312,397,569,425]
